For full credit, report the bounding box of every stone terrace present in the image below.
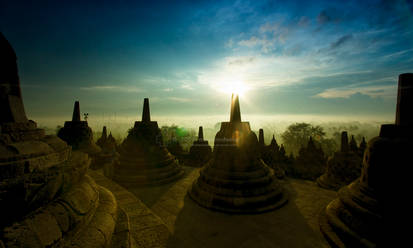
[92,166,337,248]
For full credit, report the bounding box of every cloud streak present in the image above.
[80,85,143,93]
[315,84,396,99]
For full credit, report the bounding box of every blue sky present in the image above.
[1,0,413,122]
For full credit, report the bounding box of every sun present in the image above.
[217,78,250,96]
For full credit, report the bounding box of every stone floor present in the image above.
[91,166,338,248]
[89,170,170,248]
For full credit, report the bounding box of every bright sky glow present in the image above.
[216,77,250,96]
[1,0,412,123]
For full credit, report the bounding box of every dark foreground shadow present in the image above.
[166,179,329,248]
[128,166,195,207]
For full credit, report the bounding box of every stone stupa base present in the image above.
[1,165,118,247]
[188,162,288,214]
[319,180,380,248]
[316,173,343,191]
[316,150,362,191]
[113,157,184,187]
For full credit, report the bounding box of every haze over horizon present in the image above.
[1,0,412,123]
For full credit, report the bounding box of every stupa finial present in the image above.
[198,126,204,141]
[259,129,265,146]
[102,126,107,139]
[230,94,241,122]
[142,98,151,122]
[395,73,413,126]
[72,101,81,122]
[341,131,349,152]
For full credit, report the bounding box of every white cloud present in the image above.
[167,97,192,102]
[181,83,194,90]
[238,36,275,53]
[238,36,260,47]
[315,84,396,99]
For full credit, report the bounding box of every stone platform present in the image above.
[112,164,337,248]
[89,170,171,248]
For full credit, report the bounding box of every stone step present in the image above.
[88,170,171,248]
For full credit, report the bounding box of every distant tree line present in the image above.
[281,122,338,157]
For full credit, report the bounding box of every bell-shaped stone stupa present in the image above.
[57,101,101,156]
[188,94,287,213]
[113,98,184,186]
[319,73,413,247]
[317,131,362,190]
[188,126,212,166]
[259,129,286,179]
[0,33,121,248]
[292,137,326,180]
[93,126,119,170]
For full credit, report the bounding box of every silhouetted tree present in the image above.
[281,123,325,156]
[161,125,197,151]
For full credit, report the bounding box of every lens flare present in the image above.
[217,78,250,96]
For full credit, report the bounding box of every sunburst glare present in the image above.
[217,77,250,96]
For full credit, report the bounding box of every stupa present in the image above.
[292,137,326,180]
[167,139,185,158]
[57,101,101,156]
[188,94,287,213]
[258,129,286,179]
[188,126,212,166]
[96,126,108,147]
[358,137,367,157]
[113,98,184,186]
[96,126,117,153]
[319,73,413,247]
[0,33,122,247]
[349,135,358,152]
[93,126,119,170]
[317,131,362,190]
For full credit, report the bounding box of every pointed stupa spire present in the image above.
[341,131,349,152]
[395,73,413,126]
[142,98,151,122]
[72,101,81,122]
[359,136,367,154]
[259,129,265,146]
[0,32,28,123]
[349,135,358,152]
[108,132,116,143]
[360,137,366,147]
[271,134,276,142]
[102,126,107,139]
[198,126,204,141]
[230,94,241,122]
[279,144,286,156]
[270,134,278,146]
